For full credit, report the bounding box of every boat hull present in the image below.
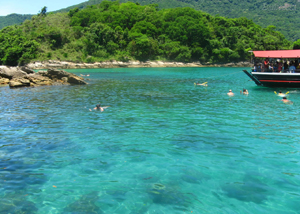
[251,72,300,88]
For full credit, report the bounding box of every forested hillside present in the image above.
[0,1,291,66]
[0,14,33,30]
[57,0,300,41]
[1,0,299,41]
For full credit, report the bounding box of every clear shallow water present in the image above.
[1,67,300,213]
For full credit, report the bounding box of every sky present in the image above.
[0,0,86,16]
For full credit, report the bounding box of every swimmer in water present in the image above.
[89,103,110,112]
[195,82,208,86]
[278,91,284,96]
[240,89,248,95]
[281,97,293,104]
[227,89,234,96]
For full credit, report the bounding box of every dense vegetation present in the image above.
[45,0,300,42]
[1,0,300,41]
[0,1,292,66]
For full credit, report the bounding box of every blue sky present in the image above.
[0,0,86,16]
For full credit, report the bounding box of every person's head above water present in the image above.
[96,104,101,109]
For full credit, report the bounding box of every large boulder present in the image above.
[26,73,54,86]
[0,77,10,85]
[36,70,48,76]
[46,69,87,84]
[9,78,31,88]
[0,66,27,79]
[47,68,73,79]
[20,66,35,74]
[67,76,87,84]
[0,66,87,88]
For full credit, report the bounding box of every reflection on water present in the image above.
[1,67,300,213]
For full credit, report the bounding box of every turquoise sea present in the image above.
[1,67,300,214]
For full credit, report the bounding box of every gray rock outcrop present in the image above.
[41,69,86,85]
[20,66,35,74]
[0,66,27,79]
[0,66,87,88]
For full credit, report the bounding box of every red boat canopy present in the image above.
[253,50,300,58]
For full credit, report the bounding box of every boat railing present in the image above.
[251,68,300,73]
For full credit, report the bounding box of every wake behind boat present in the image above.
[243,50,300,88]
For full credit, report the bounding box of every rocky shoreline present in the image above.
[0,66,87,88]
[26,60,252,69]
[0,60,252,88]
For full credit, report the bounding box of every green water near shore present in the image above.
[1,67,300,213]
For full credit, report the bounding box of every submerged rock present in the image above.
[0,193,38,214]
[222,181,269,204]
[63,191,101,214]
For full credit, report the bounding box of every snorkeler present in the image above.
[227,89,234,96]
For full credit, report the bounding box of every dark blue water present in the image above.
[1,67,300,213]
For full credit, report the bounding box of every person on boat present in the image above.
[227,89,234,96]
[283,61,289,72]
[263,58,269,72]
[289,62,296,73]
[282,97,293,104]
[269,61,275,72]
[240,89,248,95]
[273,61,278,72]
[253,63,258,72]
[277,60,282,72]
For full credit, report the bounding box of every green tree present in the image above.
[39,6,47,16]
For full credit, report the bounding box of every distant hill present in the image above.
[0,14,33,29]
[1,0,300,41]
